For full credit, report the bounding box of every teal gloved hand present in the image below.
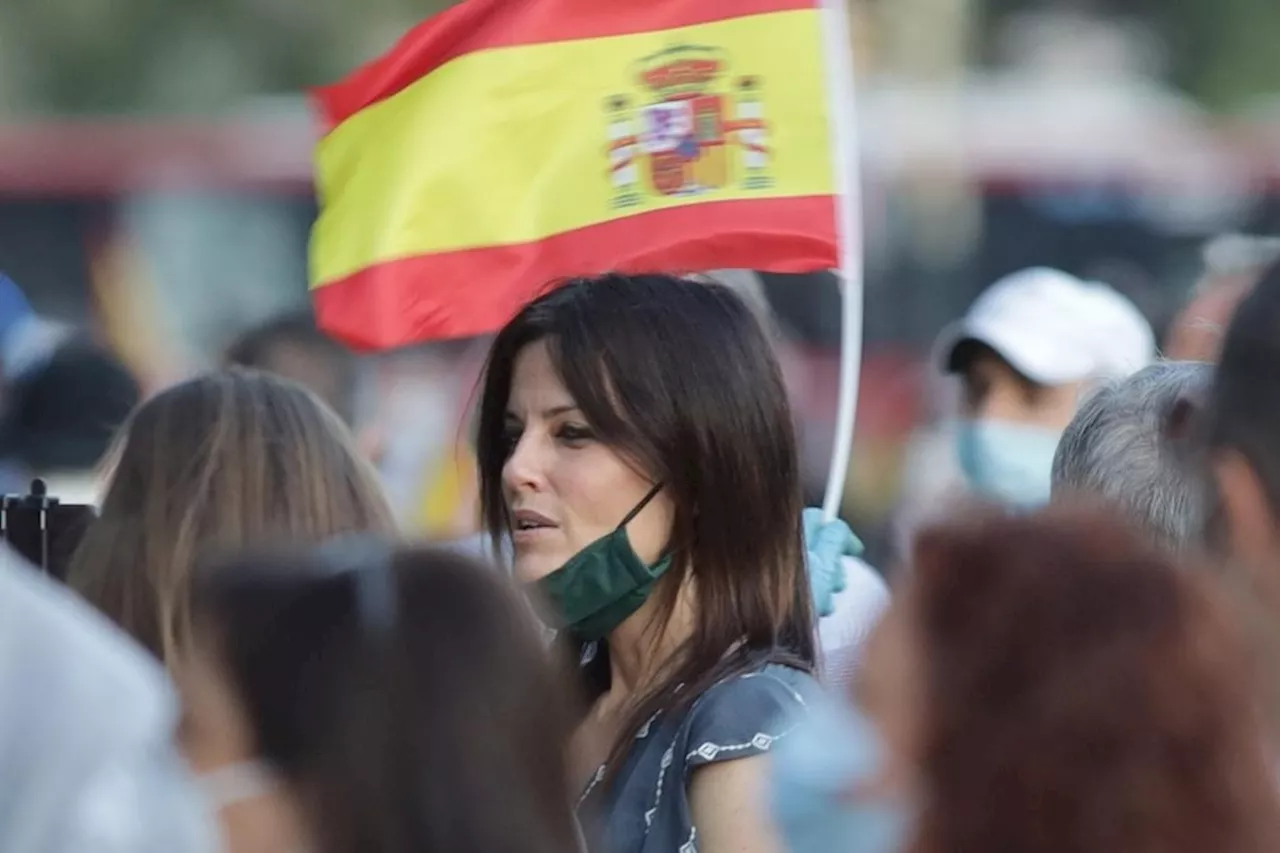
[803,508,863,619]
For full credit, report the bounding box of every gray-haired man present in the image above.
[1051,361,1212,554]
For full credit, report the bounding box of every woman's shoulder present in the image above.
[681,662,821,769]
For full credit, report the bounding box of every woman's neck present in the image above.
[604,582,695,703]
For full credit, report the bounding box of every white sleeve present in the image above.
[817,557,891,690]
[60,747,219,853]
[0,550,217,853]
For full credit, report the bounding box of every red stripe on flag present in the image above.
[314,195,837,349]
[314,0,818,132]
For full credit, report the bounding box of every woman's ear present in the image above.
[1164,394,1200,443]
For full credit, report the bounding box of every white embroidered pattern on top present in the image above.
[635,710,661,740]
[687,671,807,762]
[679,826,698,853]
[576,764,606,809]
[739,670,810,708]
[642,744,677,830]
[686,722,799,764]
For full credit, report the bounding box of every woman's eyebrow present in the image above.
[504,404,580,420]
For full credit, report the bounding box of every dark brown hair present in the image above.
[192,545,578,853]
[905,507,1280,853]
[68,369,395,663]
[474,274,814,777]
[1207,258,1280,512]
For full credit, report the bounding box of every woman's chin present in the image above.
[511,553,565,585]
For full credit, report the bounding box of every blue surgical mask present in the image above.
[956,419,1061,507]
[771,695,910,853]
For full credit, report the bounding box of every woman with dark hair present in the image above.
[180,544,579,853]
[856,507,1280,853]
[474,273,818,853]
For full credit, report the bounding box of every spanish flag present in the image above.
[311,0,843,349]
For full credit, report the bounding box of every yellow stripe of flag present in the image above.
[312,8,831,288]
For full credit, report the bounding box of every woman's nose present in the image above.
[502,432,546,494]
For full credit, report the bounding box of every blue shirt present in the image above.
[578,661,819,853]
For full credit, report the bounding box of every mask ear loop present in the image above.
[577,482,666,668]
[618,483,664,529]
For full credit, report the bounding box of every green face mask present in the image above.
[534,484,670,642]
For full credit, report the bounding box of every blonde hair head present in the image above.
[69,369,395,663]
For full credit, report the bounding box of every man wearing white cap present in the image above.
[935,267,1155,507]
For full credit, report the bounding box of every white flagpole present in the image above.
[819,0,866,522]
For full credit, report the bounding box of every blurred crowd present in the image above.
[3,0,1280,849]
[5,232,1280,853]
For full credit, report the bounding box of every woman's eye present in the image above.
[499,428,522,455]
[557,424,594,445]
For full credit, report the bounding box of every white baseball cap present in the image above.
[935,267,1155,385]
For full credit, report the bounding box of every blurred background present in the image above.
[2,0,1278,563]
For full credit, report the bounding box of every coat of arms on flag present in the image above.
[605,45,773,209]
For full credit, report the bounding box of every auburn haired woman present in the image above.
[860,507,1280,853]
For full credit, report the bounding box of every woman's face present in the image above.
[501,340,675,582]
[177,635,312,853]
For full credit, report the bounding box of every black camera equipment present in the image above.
[1,479,95,581]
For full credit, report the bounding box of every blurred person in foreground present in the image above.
[68,369,395,666]
[0,545,215,853]
[1204,258,1280,733]
[772,508,1280,853]
[934,267,1154,508]
[181,544,578,853]
[1051,361,1213,554]
[0,339,140,504]
[1166,234,1280,362]
[475,274,819,853]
